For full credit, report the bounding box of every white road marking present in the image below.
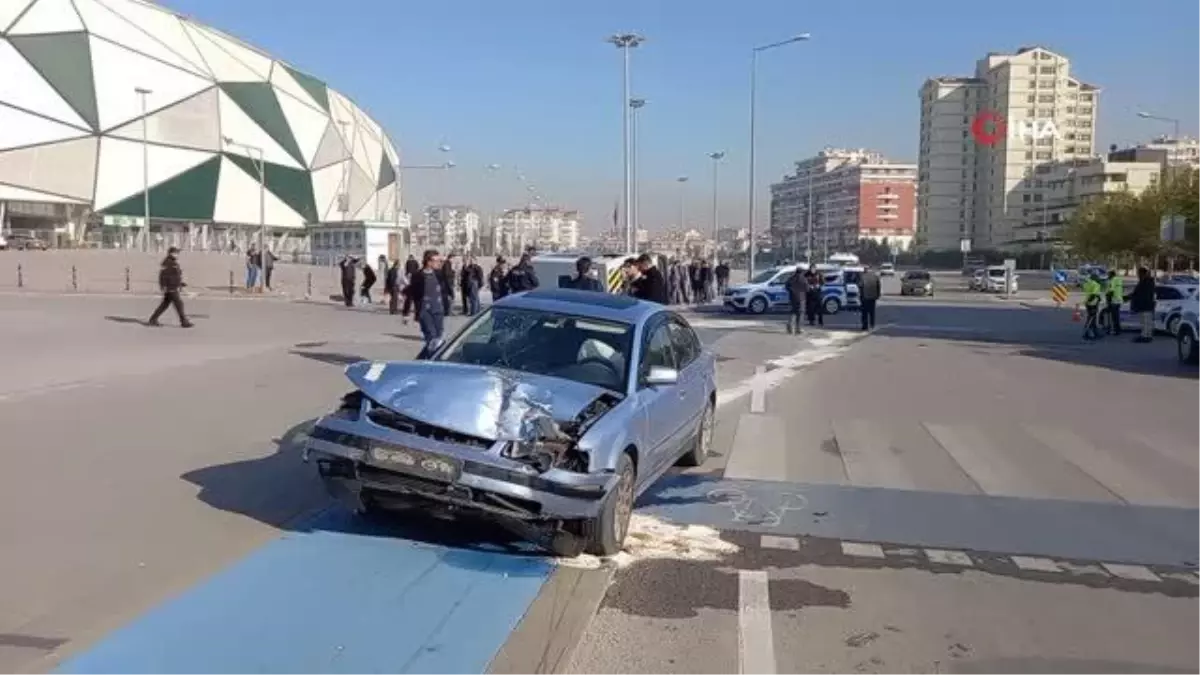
[840,541,886,559]
[717,331,862,409]
[760,535,801,551]
[738,570,777,675]
[1011,556,1062,573]
[749,366,767,414]
[924,549,974,566]
[1101,563,1161,582]
[689,318,771,330]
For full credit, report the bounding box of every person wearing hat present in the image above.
[148,247,192,327]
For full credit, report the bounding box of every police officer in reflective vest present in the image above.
[1105,270,1123,335]
[1081,273,1104,340]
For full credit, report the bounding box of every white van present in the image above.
[531,252,636,294]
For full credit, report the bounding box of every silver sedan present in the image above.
[303,288,718,556]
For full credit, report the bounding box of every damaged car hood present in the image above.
[344,360,615,442]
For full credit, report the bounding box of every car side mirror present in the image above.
[644,366,679,386]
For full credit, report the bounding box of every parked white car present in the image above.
[982,266,1018,293]
[1119,283,1199,335]
[1176,299,1198,365]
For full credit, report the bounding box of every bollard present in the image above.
[124,266,131,292]
[71,265,78,291]
[306,272,312,298]
[229,269,234,294]
[17,263,23,288]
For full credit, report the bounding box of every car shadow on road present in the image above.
[179,417,547,563]
[288,350,368,366]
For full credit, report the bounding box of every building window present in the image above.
[1038,94,1054,103]
[1036,151,1052,160]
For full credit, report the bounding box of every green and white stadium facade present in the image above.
[0,0,401,249]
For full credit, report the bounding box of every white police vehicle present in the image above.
[723,264,859,315]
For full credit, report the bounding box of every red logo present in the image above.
[971,110,1006,146]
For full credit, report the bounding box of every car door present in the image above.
[1154,286,1185,328]
[766,272,791,308]
[633,317,686,484]
[667,317,707,450]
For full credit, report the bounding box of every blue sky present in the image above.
[163,0,1198,234]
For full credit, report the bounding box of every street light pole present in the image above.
[676,176,689,230]
[805,163,814,262]
[630,97,646,236]
[222,136,266,292]
[1137,110,1181,139]
[746,34,810,281]
[135,86,152,252]
[708,151,725,264]
[607,33,644,253]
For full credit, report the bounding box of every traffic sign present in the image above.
[1051,284,1068,306]
[1053,269,1068,284]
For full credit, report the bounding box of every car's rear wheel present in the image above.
[583,452,636,556]
[678,401,714,467]
[748,296,768,314]
[1178,326,1198,365]
[1166,314,1182,336]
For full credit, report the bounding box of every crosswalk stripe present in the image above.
[1101,563,1160,582]
[841,542,886,559]
[738,570,777,674]
[1011,556,1061,572]
[761,535,801,551]
[924,549,974,566]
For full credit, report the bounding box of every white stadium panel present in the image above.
[0,135,98,200]
[311,161,346,221]
[89,35,213,131]
[0,103,91,152]
[346,161,374,215]
[182,23,262,83]
[326,90,358,141]
[72,0,206,77]
[382,135,399,167]
[374,183,398,220]
[93,135,214,210]
[352,192,378,221]
[350,100,383,143]
[192,24,271,81]
[215,89,303,170]
[107,87,220,152]
[274,89,328,168]
[99,0,212,77]
[213,155,305,228]
[0,38,90,129]
[0,182,86,203]
[354,127,378,183]
[309,122,348,171]
[8,0,85,36]
[270,63,324,113]
[0,0,35,32]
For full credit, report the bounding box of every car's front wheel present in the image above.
[1178,325,1198,365]
[1166,314,1182,336]
[583,452,636,556]
[747,295,769,314]
[823,296,841,315]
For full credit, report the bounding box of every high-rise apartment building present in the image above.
[495,207,581,254]
[917,46,1099,251]
[419,205,480,251]
[770,148,917,257]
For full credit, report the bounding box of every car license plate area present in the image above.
[368,445,462,483]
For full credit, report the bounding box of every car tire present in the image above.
[823,297,841,315]
[583,452,636,556]
[1166,315,1182,336]
[1179,326,1199,366]
[678,401,714,467]
[748,295,769,314]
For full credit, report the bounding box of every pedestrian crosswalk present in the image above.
[722,415,1198,508]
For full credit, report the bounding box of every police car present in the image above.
[1118,282,1199,335]
[723,265,859,315]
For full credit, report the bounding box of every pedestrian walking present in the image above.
[360,260,377,305]
[401,254,419,316]
[1105,270,1124,335]
[460,255,484,315]
[564,256,604,292]
[338,255,358,307]
[785,266,808,334]
[406,249,446,358]
[1081,272,1104,340]
[385,258,402,315]
[147,247,193,328]
[805,270,824,327]
[859,265,881,331]
[1129,267,1156,343]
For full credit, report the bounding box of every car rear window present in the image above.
[905,271,930,280]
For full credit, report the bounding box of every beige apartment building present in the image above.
[1035,155,1162,240]
[917,46,1099,252]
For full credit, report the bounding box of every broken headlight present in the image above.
[502,439,589,473]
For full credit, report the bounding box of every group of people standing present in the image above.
[781,265,883,334]
[244,245,277,290]
[665,258,730,306]
[1080,267,1157,343]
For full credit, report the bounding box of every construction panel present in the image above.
[72,0,204,76]
[89,35,211,131]
[309,122,348,171]
[93,135,213,210]
[182,22,260,82]
[0,102,90,151]
[223,152,317,222]
[213,155,305,228]
[275,87,328,168]
[8,0,84,35]
[193,25,270,80]
[96,0,211,77]
[0,36,91,129]
[280,63,328,112]
[101,154,219,219]
[215,89,302,170]
[0,135,97,200]
[106,87,220,152]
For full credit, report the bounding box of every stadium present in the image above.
[0,0,401,250]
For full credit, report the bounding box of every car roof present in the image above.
[494,288,663,324]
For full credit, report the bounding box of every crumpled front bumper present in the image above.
[303,415,617,522]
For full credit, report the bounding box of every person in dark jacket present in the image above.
[360,261,377,304]
[405,249,446,357]
[804,270,824,326]
[715,261,731,294]
[785,268,808,334]
[489,258,511,301]
[507,253,540,293]
[460,256,484,315]
[401,254,419,316]
[148,247,192,327]
[384,259,402,315]
[262,248,277,290]
[338,255,357,307]
[699,261,713,303]
[631,253,669,304]
[1129,267,1156,343]
[859,266,882,331]
[438,255,457,315]
[564,256,604,292]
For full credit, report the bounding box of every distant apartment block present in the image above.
[496,207,581,253]
[917,46,1099,251]
[419,205,480,251]
[770,148,917,255]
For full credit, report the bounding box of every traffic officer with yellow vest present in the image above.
[1105,270,1124,335]
[1081,273,1105,340]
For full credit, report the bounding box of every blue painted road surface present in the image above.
[55,509,550,674]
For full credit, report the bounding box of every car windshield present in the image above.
[437,307,635,393]
[988,268,1006,278]
[905,271,931,280]
[750,269,780,284]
